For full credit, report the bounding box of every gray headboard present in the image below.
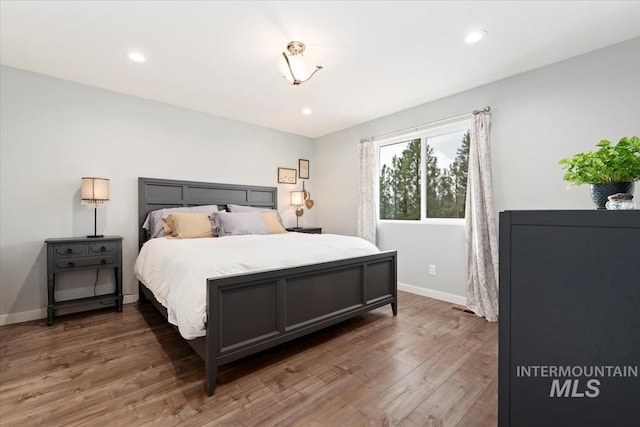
[138,177,278,248]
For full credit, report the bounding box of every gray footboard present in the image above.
[204,250,397,396]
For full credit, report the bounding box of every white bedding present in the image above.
[133,233,379,339]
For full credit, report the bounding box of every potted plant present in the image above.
[559,136,640,209]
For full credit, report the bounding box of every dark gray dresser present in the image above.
[499,210,640,426]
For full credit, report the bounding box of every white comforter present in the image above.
[134,233,379,339]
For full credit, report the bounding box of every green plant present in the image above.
[559,136,640,185]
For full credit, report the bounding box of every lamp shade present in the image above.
[81,177,110,206]
[290,191,305,206]
[280,55,316,84]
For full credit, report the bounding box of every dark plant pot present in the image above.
[589,182,635,209]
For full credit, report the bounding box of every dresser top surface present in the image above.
[45,236,123,243]
[501,210,639,228]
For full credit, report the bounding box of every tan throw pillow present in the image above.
[164,213,213,239]
[162,216,175,237]
[261,211,286,234]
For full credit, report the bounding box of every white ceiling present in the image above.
[2,1,640,138]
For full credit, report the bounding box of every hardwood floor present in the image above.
[0,291,497,426]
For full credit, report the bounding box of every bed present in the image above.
[136,177,398,396]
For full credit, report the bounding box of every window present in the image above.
[378,120,470,220]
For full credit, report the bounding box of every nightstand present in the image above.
[45,236,123,326]
[286,227,322,234]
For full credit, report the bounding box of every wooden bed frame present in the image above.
[137,177,398,396]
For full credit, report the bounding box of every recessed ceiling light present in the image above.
[302,108,312,115]
[127,51,146,63]
[465,30,488,44]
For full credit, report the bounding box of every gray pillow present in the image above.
[227,204,283,225]
[143,205,219,239]
[210,211,269,237]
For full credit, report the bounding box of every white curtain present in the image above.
[357,139,377,245]
[465,111,499,322]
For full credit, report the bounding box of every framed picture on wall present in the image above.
[277,167,297,184]
[299,159,309,179]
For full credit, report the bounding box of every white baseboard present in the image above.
[0,295,139,326]
[0,308,47,326]
[398,282,467,307]
[123,294,138,304]
[0,288,466,326]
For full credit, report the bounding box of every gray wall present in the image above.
[314,37,640,300]
[2,38,638,322]
[0,66,316,322]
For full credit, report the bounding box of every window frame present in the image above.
[376,119,471,224]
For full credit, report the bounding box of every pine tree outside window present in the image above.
[377,120,470,221]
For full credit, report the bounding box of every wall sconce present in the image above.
[290,190,305,228]
[81,177,110,238]
[280,41,323,86]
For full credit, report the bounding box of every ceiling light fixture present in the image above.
[127,51,146,63]
[465,30,488,44]
[302,108,312,115]
[280,41,323,85]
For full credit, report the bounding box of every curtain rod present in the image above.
[363,106,490,142]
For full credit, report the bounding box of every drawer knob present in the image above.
[68,262,75,268]
[100,246,106,252]
[101,259,107,265]
[66,248,73,254]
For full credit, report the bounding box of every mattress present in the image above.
[134,233,379,339]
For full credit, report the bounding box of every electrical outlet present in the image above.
[429,264,436,275]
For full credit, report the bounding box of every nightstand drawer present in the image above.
[89,241,118,254]
[54,255,116,270]
[53,243,87,257]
